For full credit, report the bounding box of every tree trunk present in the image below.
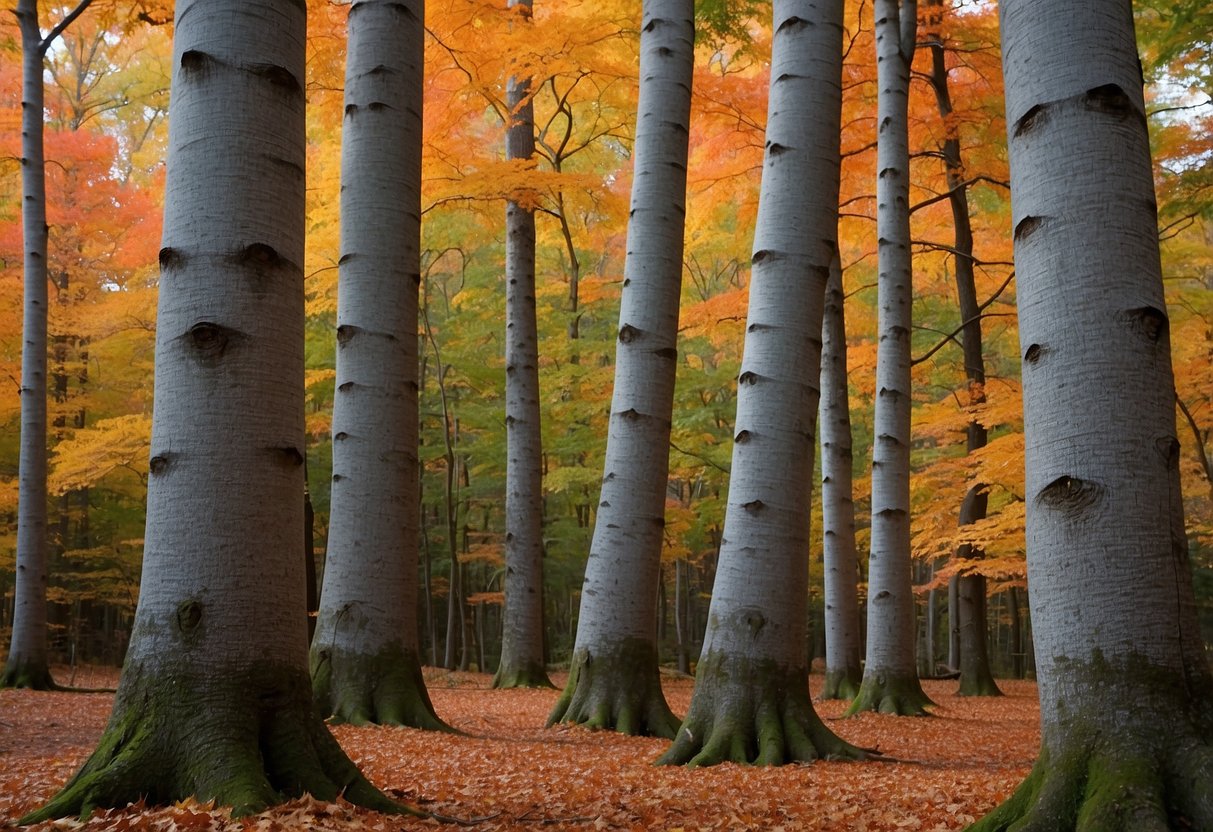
[849,0,933,717]
[972,2,1213,828]
[819,253,862,700]
[22,1,404,820]
[924,0,1001,698]
[546,0,693,739]
[2,0,73,692]
[309,0,446,730]
[494,0,552,690]
[658,0,863,767]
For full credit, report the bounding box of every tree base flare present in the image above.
[820,668,863,701]
[845,669,934,716]
[656,652,865,767]
[0,657,57,690]
[957,671,1003,697]
[310,643,452,731]
[546,639,679,738]
[20,662,417,824]
[492,659,554,690]
[968,738,1213,831]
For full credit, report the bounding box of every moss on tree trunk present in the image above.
[845,670,934,717]
[656,651,865,766]
[546,638,679,738]
[21,660,415,823]
[0,656,56,690]
[820,668,862,701]
[492,659,554,690]
[310,643,451,731]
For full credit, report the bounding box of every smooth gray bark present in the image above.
[973,1,1213,828]
[546,0,693,739]
[309,0,446,729]
[23,1,402,819]
[658,0,863,767]
[819,253,862,700]
[849,0,933,717]
[495,0,552,690]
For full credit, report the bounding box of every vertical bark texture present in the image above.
[658,0,863,766]
[495,0,552,690]
[924,0,1000,698]
[546,0,693,739]
[3,0,54,691]
[310,0,447,730]
[819,253,862,700]
[972,1,1213,828]
[23,1,403,820]
[848,0,933,717]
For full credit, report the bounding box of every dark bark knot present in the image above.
[1013,103,1047,138]
[1118,306,1168,344]
[654,346,678,361]
[176,599,203,635]
[179,50,216,78]
[1037,475,1103,514]
[1082,84,1134,120]
[148,452,175,476]
[735,429,752,444]
[1155,436,1181,468]
[1014,215,1043,243]
[184,322,236,367]
[776,15,811,34]
[742,499,765,514]
[268,446,305,467]
[618,324,640,344]
[739,371,760,387]
[1023,343,1045,364]
[158,247,184,271]
[247,62,303,96]
[742,609,767,639]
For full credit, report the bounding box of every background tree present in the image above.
[972,0,1213,827]
[848,0,933,717]
[309,0,448,729]
[658,0,865,766]
[494,0,553,690]
[22,0,403,818]
[547,0,693,737]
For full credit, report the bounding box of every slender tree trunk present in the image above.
[659,0,863,767]
[849,0,933,717]
[495,0,553,690]
[819,253,862,700]
[946,574,959,669]
[547,0,693,739]
[1007,586,1023,679]
[22,1,405,819]
[924,0,1001,697]
[972,2,1213,828]
[309,0,446,730]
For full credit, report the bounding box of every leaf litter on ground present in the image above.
[1,667,1038,830]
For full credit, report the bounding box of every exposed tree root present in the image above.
[969,738,1213,831]
[310,644,453,732]
[819,668,862,701]
[546,640,679,739]
[0,657,57,691]
[656,652,865,766]
[845,670,934,716]
[20,663,420,824]
[492,660,554,690]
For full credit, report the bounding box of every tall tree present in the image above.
[22,0,401,818]
[2,0,94,692]
[658,0,865,766]
[309,0,448,729]
[494,0,553,690]
[972,1,1213,828]
[546,0,693,737]
[847,0,933,717]
[819,252,863,700]
[923,0,1001,698]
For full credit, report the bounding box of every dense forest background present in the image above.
[0,0,1209,675]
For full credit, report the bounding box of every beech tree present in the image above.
[22,0,400,818]
[819,252,862,700]
[495,0,553,690]
[972,1,1213,828]
[848,0,933,717]
[546,0,692,737]
[309,0,447,729]
[658,0,864,766]
[2,0,94,692]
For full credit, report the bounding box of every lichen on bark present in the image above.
[657,652,866,766]
[310,642,452,730]
[820,668,862,701]
[492,659,554,690]
[0,656,57,691]
[21,660,414,823]
[845,671,934,717]
[546,638,679,738]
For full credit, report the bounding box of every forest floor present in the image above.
[0,666,1038,831]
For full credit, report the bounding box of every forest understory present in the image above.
[1,667,1037,831]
